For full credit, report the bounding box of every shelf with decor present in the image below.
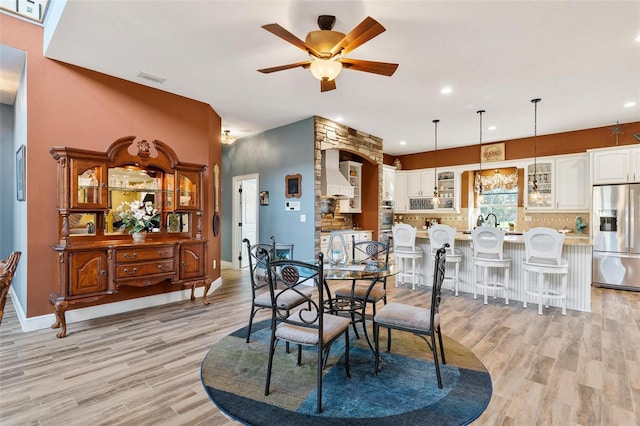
[339,161,362,213]
[49,137,211,338]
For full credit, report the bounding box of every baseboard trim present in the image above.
[10,277,222,333]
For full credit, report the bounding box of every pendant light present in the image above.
[529,98,542,203]
[476,109,486,205]
[432,119,440,207]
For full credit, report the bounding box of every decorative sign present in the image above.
[285,174,301,198]
[480,143,505,163]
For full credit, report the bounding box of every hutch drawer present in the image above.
[116,245,175,263]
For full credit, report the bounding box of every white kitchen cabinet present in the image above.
[591,146,640,184]
[407,169,435,197]
[554,154,589,210]
[394,171,408,212]
[525,160,554,210]
[339,161,362,213]
[382,165,395,202]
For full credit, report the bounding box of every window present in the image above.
[479,187,518,227]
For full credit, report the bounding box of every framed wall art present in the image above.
[16,145,26,201]
[480,142,505,163]
[260,191,269,206]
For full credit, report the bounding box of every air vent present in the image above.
[137,72,166,84]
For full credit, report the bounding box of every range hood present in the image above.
[321,149,354,198]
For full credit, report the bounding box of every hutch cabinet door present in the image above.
[68,251,108,296]
[177,171,201,210]
[179,242,206,280]
[70,159,107,209]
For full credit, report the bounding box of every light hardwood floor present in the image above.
[1,268,639,425]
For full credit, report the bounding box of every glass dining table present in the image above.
[321,261,398,354]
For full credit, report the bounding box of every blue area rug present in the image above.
[201,319,491,425]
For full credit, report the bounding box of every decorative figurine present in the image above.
[575,216,588,234]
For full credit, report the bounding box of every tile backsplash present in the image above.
[394,208,591,234]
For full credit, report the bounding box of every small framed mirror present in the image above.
[167,213,190,233]
[68,213,97,236]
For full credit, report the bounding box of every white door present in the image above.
[232,174,259,269]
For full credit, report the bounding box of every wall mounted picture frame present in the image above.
[480,142,505,163]
[260,191,269,206]
[16,145,26,201]
[285,174,301,198]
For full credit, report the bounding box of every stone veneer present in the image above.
[314,116,384,244]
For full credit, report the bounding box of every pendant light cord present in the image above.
[531,98,541,185]
[432,119,440,205]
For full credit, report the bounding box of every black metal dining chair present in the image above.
[264,253,351,414]
[243,238,310,346]
[373,244,448,388]
[333,237,390,337]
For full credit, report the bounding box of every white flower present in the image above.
[116,200,160,233]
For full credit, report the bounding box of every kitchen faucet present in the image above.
[485,213,499,228]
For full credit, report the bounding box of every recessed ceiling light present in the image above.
[440,86,452,95]
[400,140,407,145]
[335,116,344,122]
[624,101,637,108]
[488,126,497,131]
[635,34,640,42]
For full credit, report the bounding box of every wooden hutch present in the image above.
[50,137,211,337]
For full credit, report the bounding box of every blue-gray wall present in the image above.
[221,117,316,262]
[0,104,14,258]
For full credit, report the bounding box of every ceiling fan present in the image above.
[258,15,399,92]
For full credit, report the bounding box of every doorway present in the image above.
[232,174,259,269]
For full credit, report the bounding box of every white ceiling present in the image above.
[9,1,640,155]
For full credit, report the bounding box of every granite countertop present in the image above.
[415,230,592,246]
[321,229,373,234]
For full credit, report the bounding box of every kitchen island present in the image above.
[412,231,592,312]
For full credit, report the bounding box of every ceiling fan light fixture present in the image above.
[221,130,237,145]
[310,58,343,81]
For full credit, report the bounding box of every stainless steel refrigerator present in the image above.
[592,184,640,290]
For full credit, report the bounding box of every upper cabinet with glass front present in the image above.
[525,161,554,210]
[71,158,108,210]
[51,137,206,246]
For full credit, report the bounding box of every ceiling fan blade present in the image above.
[329,16,386,56]
[258,61,312,74]
[321,79,337,92]
[340,58,399,76]
[261,23,322,58]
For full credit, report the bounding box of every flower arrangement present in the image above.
[116,200,159,233]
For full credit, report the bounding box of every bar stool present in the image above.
[523,227,569,315]
[392,224,424,289]
[428,224,462,296]
[471,226,510,305]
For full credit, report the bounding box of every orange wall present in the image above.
[388,122,640,170]
[1,15,221,317]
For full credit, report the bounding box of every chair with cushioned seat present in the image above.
[333,237,390,336]
[264,254,351,414]
[373,244,448,388]
[471,226,510,305]
[243,239,311,347]
[392,224,424,289]
[428,224,463,296]
[0,251,22,325]
[523,227,569,315]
